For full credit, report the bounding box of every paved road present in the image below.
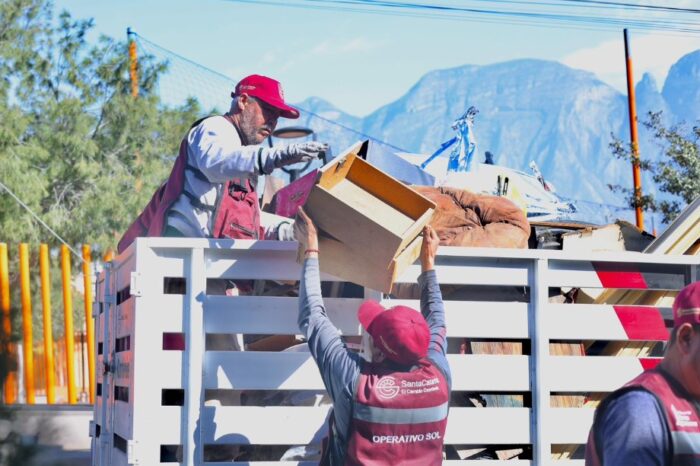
[35,447,91,466]
[9,404,92,465]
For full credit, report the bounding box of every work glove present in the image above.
[258,141,329,175]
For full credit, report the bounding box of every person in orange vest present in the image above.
[118,74,328,253]
[585,281,700,466]
[294,207,451,466]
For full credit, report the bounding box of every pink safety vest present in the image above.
[344,359,449,466]
[118,118,261,253]
[586,369,700,466]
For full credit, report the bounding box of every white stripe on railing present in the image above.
[205,353,530,392]
[546,356,654,392]
[204,296,528,338]
[204,406,531,445]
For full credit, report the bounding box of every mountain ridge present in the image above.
[292,50,700,216]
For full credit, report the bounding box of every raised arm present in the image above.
[295,207,360,403]
[418,226,450,385]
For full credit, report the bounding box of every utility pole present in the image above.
[127,28,143,192]
[127,27,139,98]
[624,29,644,230]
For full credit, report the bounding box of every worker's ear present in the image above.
[237,93,250,111]
[676,323,695,354]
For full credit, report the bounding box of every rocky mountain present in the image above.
[662,50,700,125]
[289,51,700,222]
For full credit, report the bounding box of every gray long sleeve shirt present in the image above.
[298,257,451,464]
[166,116,290,239]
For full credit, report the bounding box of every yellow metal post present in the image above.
[60,245,77,404]
[19,244,35,404]
[103,249,114,263]
[82,245,95,404]
[39,244,56,404]
[0,243,16,404]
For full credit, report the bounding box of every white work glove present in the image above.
[258,142,329,175]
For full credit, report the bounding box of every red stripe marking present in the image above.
[592,262,648,289]
[613,306,669,341]
[640,358,662,371]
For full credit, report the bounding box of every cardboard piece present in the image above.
[273,170,318,218]
[561,221,654,253]
[281,141,436,292]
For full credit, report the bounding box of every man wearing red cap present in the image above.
[118,74,328,253]
[585,281,700,466]
[295,207,451,466]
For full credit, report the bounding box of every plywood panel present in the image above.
[345,153,435,219]
[330,179,415,235]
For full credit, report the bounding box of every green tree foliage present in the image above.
[609,111,700,224]
[0,0,202,339]
[0,3,205,459]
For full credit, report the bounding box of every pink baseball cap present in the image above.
[673,281,700,327]
[232,74,300,119]
[358,300,430,365]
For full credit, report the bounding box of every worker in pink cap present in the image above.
[295,207,451,466]
[586,281,700,466]
[119,74,328,253]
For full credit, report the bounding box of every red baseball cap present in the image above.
[673,281,700,327]
[358,300,430,365]
[233,74,300,119]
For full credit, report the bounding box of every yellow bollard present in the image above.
[39,245,56,404]
[60,245,77,404]
[19,244,35,404]
[0,243,16,404]
[103,248,114,263]
[82,245,95,404]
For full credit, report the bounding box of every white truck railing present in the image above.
[91,237,699,466]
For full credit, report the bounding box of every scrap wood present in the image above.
[460,447,525,461]
[464,341,523,408]
[549,342,586,410]
[552,444,585,460]
[586,198,700,402]
[594,196,700,306]
[561,221,655,253]
[646,196,700,254]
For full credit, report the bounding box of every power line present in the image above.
[131,31,641,215]
[224,0,700,34]
[556,0,700,14]
[134,32,408,152]
[0,180,84,262]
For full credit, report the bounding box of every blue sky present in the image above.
[55,0,700,116]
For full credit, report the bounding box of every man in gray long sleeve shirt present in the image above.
[295,208,451,466]
[118,74,328,253]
